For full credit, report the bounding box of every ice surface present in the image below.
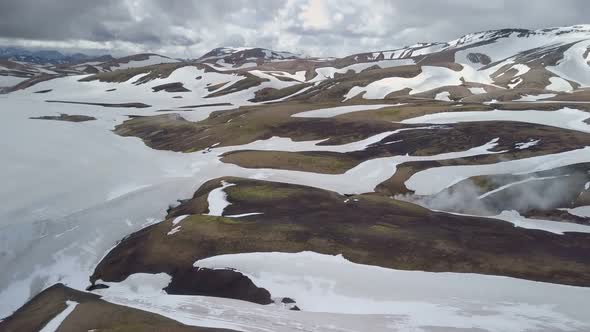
[193,251,590,331]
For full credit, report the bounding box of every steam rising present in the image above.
[397,171,589,216]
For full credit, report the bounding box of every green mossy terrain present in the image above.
[92,177,590,302]
[0,284,237,332]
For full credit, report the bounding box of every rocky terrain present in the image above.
[2,25,590,332]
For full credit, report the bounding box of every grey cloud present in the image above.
[0,0,589,57]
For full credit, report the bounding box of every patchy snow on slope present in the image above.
[516,93,556,101]
[0,75,29,87]
[172,215,189,225]
[547,39,590,87]
[221,137,503,195]
[515,139,541,149]
[401,108,590,133]
[205,181,235,216]
[194,251,590,331]
[39,300,79,332]
[344,66,464,100]
[406,147,590,196]
[167,226,182,235]
[265,70,307,82]
[507,77,523,89]
[434,91,451,101]
[225,212,264,218]
[547,76,574,92]
[99,272,172,295]
[468,87,486,94]
[11,66,249,113]
[292,104,393,118]
[562,206,590,218]
[494,210,590,234]
[112,55,180,70]
[478,175,562,199]
[100,288,419,332]
[167,214,189,235]
[510,63,530,76]
[248,70,301,90]
[455,29,590,67]
[310,59,414,83]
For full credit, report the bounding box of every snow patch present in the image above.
[100,273,172,295]
[225,212,263,218]
[564,206,590,218]
[344,66,466,100]
[193,251,590,331]
[172,215,189,225]
[546,77,573,92]
[494,210,590,234]
[406,147,590,195]
[434,91,451,101]
[516,93,556,101]
[401,108,590,133]
[468,87,486,94]
[167,226,182,235]
[205,181,236,216]
[292,104,394,118]
[515,139,541,150]
[39,300,78,332]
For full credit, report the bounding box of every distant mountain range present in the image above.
[0,47,113,65]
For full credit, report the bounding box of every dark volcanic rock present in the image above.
[34,89,52,93]
[467,52,492,65]
[152,82,191,93]
[30,113,96,122]
[165,268,272,304]
[45,100,151,108]
[86,283,109,291]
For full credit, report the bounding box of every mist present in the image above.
[396,171,589,216]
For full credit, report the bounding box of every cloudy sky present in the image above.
[0,0,588,58]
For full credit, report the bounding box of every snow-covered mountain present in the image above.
[0,47,113,65]
[2,25,590,332]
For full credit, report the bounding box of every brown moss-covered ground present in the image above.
[220,121,590,179]
[92,177,590,299]
[0,284,237,332]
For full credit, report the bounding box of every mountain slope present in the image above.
[2,24,590,332]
